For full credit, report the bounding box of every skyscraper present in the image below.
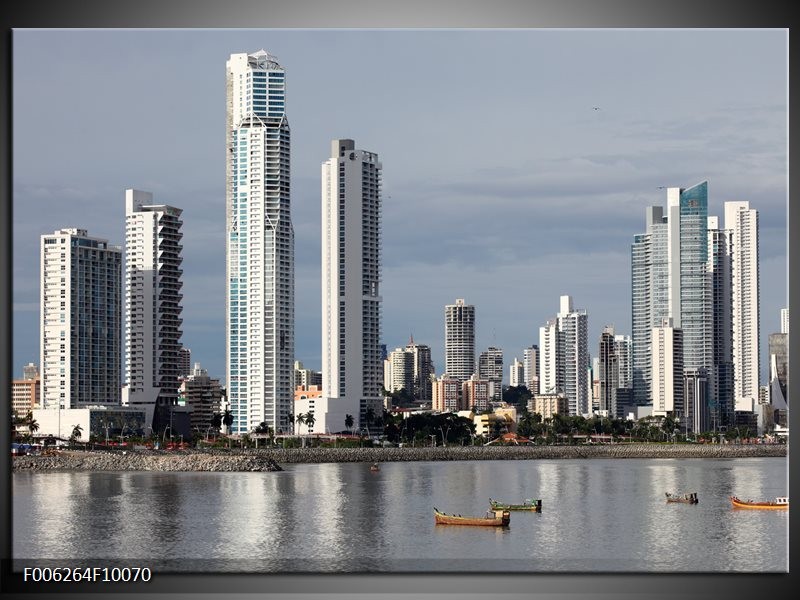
[509,357,524,388]
[405,338,434,402]
[598,326,619,416]
[385,347,414,394]
[707,216,734,428]
[631,182,711,407]
[539,295,589,416]
[178,347,192,379]
[478,346,504,401]
[121,190,183,429]
[320,139,382,434]
[41,228,121,410]
[522,345,539,394]
[225,50,294,435]
[651,318,684,418]
[445,299,475,381]
[725,201,760,414]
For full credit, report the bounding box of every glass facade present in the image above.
[226,51,294,435]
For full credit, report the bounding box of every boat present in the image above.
[665,492,699,504]
[489,498,542,512]
[369,463,380,472]
[434,507,510,527]
[730,496,788,510]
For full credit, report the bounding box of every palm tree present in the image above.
[304,412,316,435]
[70,424,83,446]
[210,412,222,432]
[222,409,234,434]
[26,412,39,439]
[287,412,294,435]
[364,406,375,436]
[295,413,306,434]
[345,414,354,434]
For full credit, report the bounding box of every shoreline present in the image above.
[12,443,786,472]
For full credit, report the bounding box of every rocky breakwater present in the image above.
[260,443,787,464]
[12,450,283,472]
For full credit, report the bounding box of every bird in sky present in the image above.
[592,106,601,110]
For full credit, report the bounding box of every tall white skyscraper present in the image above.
[445,299,475,381]
[651,318,684,417]
[780,308,789,335]
[539,295,589,416]
[320,139,382,434]
[509,357,525,388]
[41,228,121,410]
[225,50,294,435]
[523,345,539,394]
[725,201,760,413]
[121,190,183,429]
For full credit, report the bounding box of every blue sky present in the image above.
[12,29,787,384]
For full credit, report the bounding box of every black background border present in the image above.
[1,1,794,598]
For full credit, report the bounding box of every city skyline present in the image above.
[12,29,787,386]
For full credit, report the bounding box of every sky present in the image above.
[12,29,787,386]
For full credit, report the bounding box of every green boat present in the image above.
[489,498,542,512]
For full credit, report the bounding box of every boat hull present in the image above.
[730,496,788,510]
[665,492,698,504]
[434,508,510,527]
[489,498,542,512]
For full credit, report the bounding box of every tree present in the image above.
[222,409,234,434]
[287,412,294,435]
[26,412,39,438]
[70,424,83,442]
[211,413,222,431]
[364,406,375,435]
[296,413,306,434]
[345,414,354,434]
[304,412,316,434]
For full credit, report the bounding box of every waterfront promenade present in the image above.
[11,443,786,472]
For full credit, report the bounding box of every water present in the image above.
[13,457,788,572]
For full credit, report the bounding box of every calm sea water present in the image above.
[13,457,788,572]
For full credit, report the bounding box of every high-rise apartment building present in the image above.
[598,327,619,416]
[724,201,760,414]
[294,361,322,390]
[178,363,223,433]
[509,357,524,388]
[178,347,192,378]
[12,376,40,415]
[385,347,414,394]
[522,345,539,394]
[406,338,434,402]
[707,216,734,428]
[22,363,39,381]
[781,308,789,335]
[41,228,121,410]
[631,182,711,407]
[651,318,684,417]
[432,375,462,412]
[539,295,588,416]
[225,50,294,435]
[462,375,490,412]
[320,139,382,434]
[445,299,475,381]
[478,346,503,401]
[121,190,183,430]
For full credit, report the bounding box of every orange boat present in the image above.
[730,496,788,510]
[434,507,510,527]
